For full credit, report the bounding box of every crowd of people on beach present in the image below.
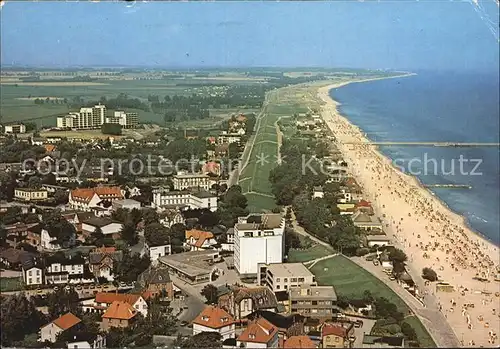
[318,85,500,348]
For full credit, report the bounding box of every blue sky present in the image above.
[1,1,498,72]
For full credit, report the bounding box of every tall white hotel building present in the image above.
[234,213,285,277]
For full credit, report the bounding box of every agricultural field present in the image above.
[0,78,260,126]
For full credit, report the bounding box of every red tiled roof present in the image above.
[284,336,316,348]
[102,301,137,320]
[52,312,81,330]
[356,200,372,207]
[238,318,277,344]
[185,229,214,248]
[95,292,141,306]
[43,144,57,153]
[192,306,235,329]
[70,186,122,202]
[322,324,349,338]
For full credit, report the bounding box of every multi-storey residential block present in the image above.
[105,111,138,128]
[152,187,217,212]
[257,263,316,292]
[172,173,210,190]
[4,124,26,134]
[234,214,285,277]
[289,285,338,318]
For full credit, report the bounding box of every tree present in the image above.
[54,190,69,204]
[401,322,417,341]
[114,250,151,283]
[90,227,105,247]
[120,222,138,245]
[422,267,438,282]
[1,293,45,346]
[201,284,218,304]
[43,210,76,247]
[28,175,42,189]
[47,288,80,319]
[284,228,301,257]
[179,332,223,348]
[101,123,122,135]
[144,222,170,246]
[142,208,159,225]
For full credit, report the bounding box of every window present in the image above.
[284,278,288,282]
[298,277,305,282]
[28,278,32,283]
[291,278,297,282]
[276,285,280,290]
[143,305,147,309]
[276,278,280,282]
[29,271,32,276]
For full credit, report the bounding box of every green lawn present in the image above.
[310,255,410,314]
[403,316,436,348]
[288,244,334,263]
[0,276,23,292]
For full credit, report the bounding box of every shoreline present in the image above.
[318,77,499,348]
[326,75,498,248]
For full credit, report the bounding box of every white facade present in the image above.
[234,214,285,276]
[81,222,123,236]
[172,173,210,190]
[40,322,64,343]
[23,266,43,286]
[193,323,236,340]
[152,188,218,212]
[57,104,107,130]
[257,263,316,292]
[147,244,172,262]
[4,124,26,134]
[112,199,141,211]
[67,335,106,349]
[41,229,62,251]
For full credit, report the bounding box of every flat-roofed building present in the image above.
[158,250,221,284]
[152,187,217,212]
[14,188,49,202]
[172,173,210,190]
[234,213,285,277]
[257,262,316,292]
[289,285,338,318]
[4,124,26,134]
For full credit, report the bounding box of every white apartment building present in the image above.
[4,124,26,134]
[234,214,285,277]
[105,111,138,128]
[23,265,44,286]
[173,173,210,190]
[257,263,316,292]
[152,188,218,212]
[57,104,114,130]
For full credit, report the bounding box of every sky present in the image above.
[1,0,499,72]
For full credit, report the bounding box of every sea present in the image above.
[330,71,500,245]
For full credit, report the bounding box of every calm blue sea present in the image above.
[330,71,500,245]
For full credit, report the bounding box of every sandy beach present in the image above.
[318,79,500,347]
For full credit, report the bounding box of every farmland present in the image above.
[0,77,262,127]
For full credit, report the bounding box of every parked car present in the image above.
[373,260,379,266]
[76,285,83,290]
[53,286,59,291]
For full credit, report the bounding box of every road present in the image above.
[1,284,134,299]
[289,209,459,347]
[289,208,333,249]
[351,257,460,348]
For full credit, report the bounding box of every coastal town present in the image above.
[1,67,498,349]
